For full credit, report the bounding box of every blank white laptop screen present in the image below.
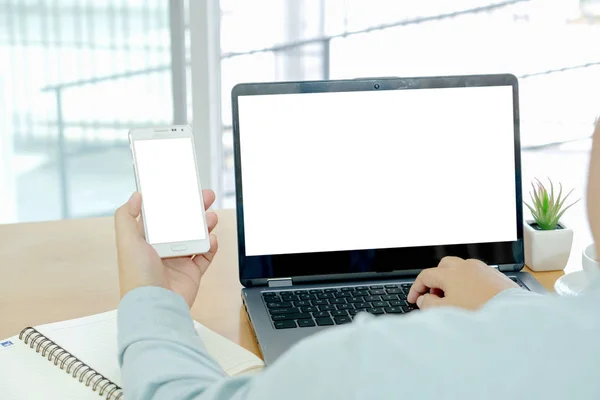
[238,86,517,257]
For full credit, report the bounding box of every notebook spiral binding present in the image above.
[19,327,124,400]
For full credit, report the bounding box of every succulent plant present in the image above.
[524,178,579,230]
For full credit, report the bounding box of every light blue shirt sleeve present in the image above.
[118,285,600,400]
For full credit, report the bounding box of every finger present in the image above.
[206,211,218,233]
[193,234,218,274]
[407,268,447,304]
[203,189,216,211]
[437,256,464,268]
[115,192,143,238]
[416,293,445,310]
[136,215,146,239]
[430,288,444,297]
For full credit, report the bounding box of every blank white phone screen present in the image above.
[134,137,206,245]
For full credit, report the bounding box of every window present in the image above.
[0,0,188,223]
[219,0,600,206]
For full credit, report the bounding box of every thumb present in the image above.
[416,293,445,310]
[115,192,143,239]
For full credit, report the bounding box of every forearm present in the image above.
[117,286,349,400]
[118,287,233,400]
[117,285,550,400]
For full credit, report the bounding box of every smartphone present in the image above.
[128,125,210,258]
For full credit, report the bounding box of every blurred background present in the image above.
[0,0,599,224]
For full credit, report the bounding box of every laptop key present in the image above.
[282,295,299,301]
[312,311,330,318]
[294,300,310,307]
[301,306,318,313]
[365,296,381,302]
[330,298,347,304]
[335,292,352,298]
[271,313,311,321]
[262,292,277,297]
[318,305,336,311]
[356,286,368,290]
[297,319,316,328]
[348,309,360,316]
[386,288,402,294]
[299,294,317,300]
[317,293,334,299]
[348,297,364,303]
[367,308,385,315]
[336,304,353,310]
[385,284,399,289]
[334,316,352,325]
[316,317,334,326]
[398,292,408,300]
[312,299,329,306]
[324,288,338,293]
[341,287,354,291]
[389,300,404,307]
[265,297,282,302]
[369,285,383,289]
[385,307,403,314]
[267,302,293,308]
[382,295,398,301]
[372,301,388,308]
[310,289,323,294]
[354,302,371,309]
[355,290,369,297]
[274,320,297,329]
[331,310,348,317]
[269,307,300,315]
[294,290,307,295]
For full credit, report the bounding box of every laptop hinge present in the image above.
[267,277,293,288]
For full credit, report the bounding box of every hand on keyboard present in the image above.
[407,256,519,311]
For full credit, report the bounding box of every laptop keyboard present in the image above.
[264,277,529,329]
[263,283,419,329]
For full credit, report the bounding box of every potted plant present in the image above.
[523,178,580,271]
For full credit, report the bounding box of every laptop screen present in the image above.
[234,76,523,284]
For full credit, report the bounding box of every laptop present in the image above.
[231,74,546,364]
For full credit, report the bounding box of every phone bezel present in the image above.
[128,125,210,258]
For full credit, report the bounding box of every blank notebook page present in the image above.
[0,310,264,399]
[0,311,119,400]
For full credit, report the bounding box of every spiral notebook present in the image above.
[0,310,264,399]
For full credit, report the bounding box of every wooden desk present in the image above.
[0,210,563,357]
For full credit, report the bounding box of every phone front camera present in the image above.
[374,83,380,89]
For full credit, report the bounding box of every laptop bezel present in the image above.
[232,74,524,287]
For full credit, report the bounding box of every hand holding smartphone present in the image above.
[128,125,210,258]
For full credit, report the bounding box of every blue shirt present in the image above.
[118,282,600,399]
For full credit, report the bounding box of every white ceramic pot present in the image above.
[582,244,600,284]
[524,220,573,271]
